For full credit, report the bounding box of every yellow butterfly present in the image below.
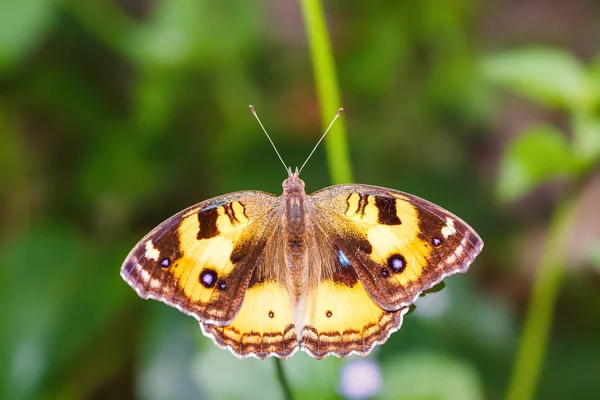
[121,107,483,359]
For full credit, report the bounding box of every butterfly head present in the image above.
[283,166,305,193]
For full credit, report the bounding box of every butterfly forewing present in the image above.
[309,184,483,311]
[120,190,278,325]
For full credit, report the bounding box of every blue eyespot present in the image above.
[338,250,352,268]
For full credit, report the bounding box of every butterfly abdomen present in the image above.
[284,194,310,300]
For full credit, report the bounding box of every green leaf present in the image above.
[0,0,55,73]
[497,125,575,201]
[380,352,484,400]
[481,47,592,111]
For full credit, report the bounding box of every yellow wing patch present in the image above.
[202,280,298,359]
[328,192,433,290]
[345,193,430,267]
[300,270,406,359]
[176,215,236,293]
[161,201,259,310]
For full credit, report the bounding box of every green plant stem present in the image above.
[506,193,578,400]
[274,358,294,400]
[299,0,353,184]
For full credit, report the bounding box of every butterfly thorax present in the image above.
[282,173,307,253]
[284,192,306,255]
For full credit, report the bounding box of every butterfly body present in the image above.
[282,173,310,294]
[122,167,483,359]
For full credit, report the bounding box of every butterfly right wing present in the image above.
[120,190,279,325]
[309,184,483,311]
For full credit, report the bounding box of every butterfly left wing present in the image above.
[120,191,279,325]
[201,276,298,359]
[201,224,300,359]
[309,184,483,311]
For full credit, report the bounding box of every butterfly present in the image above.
[121,106,483,359]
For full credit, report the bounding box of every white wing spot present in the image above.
[149,279,162,289]
[445,236,468,265]
[144,241,160,261]
[138,263,152,282]
[441,217,456,239]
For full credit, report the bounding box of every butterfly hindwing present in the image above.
[310,184,484,311]
[201,225,300,359]
[201,275,298,359]
[120,190,278,325]
[299,245,408,358]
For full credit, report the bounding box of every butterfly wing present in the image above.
[298,223,408,358]
[201,224,299,359]
[121,190,279,325]
[308,184,483,311]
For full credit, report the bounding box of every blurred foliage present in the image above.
[495,124,576,202]
[481,48,593,112]
[483,46,600,400]
[483,47,600,201]
[1,1,599,400]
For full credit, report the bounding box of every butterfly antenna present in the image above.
[249,105,288,172]
[298,107,344,174]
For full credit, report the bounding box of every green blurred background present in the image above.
[1,1,600,399]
